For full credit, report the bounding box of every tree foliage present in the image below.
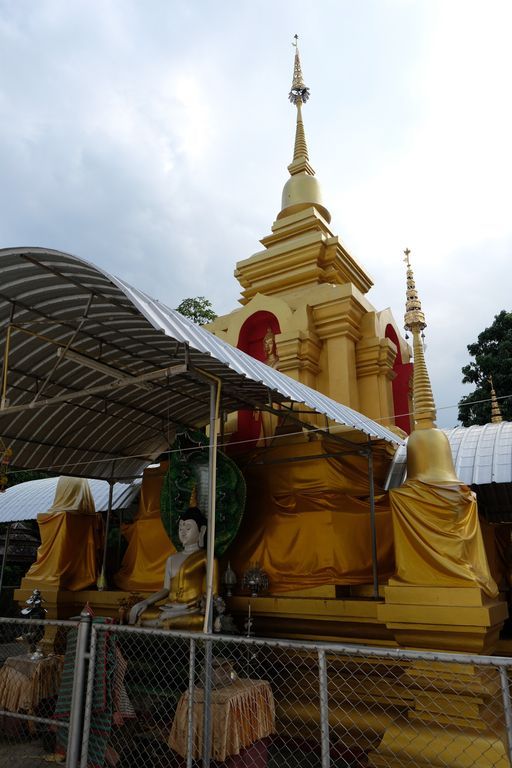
[458,310,512,426]
[175,297,217,326]
[6,468,50,488]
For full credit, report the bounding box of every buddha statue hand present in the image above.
[128,589,167,625]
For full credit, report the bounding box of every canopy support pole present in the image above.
[1,304,15,409]
[367,445,379,599]
[98,463,115,591]
[202,377,220,768]
[0,523,11,594]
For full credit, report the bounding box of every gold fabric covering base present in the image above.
[114,462,175,591]
[22,511,103,591]
[22,477,102,592]
[229,438,395,592]
[389,479,498,597]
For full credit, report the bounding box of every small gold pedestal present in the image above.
[229,593,396,645]
[369,585,510,767]
[377,585,508,654]
[368,660,511,767]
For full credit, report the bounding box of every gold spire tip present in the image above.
[403,248,426,333]
[289,34,310,105]
[403,248,436,428]
[488,377,503,424]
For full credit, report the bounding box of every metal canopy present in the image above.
[0,247,403,480]
[386,422,512,489]
[0,476,141,523]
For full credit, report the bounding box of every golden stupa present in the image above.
[13,41,511,767]
[208,41,506,656]
[209,40,412,434]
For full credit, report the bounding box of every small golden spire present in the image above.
[489,377,503,424]
[278,36,331,223]
[288,35,312,173]
[404,250,436,429]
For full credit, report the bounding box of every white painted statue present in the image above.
[128,507,218,629]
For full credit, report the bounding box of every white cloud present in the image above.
[0,0,510,427]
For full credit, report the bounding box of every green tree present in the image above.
[175,297,217,326]
[6,468,50,488]
[458,310,512,426]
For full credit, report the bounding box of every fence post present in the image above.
[67,608,92,768]
[500,666,512,765]
[318,649,330,768]
[202,638,213,767]
[186,638,196,768]
[79,624,98,768]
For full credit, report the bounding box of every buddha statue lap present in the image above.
[129,507,218,629]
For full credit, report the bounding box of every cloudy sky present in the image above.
[1,0,510,428]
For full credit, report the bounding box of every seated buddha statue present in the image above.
[128,507,218,629]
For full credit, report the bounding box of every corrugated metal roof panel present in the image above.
[0,248,402,480]
[385,422,512,490]
[0,477,141,523]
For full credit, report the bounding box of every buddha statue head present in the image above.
[178,507,207,550]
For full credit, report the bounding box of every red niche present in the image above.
[385,324,412,435]
[232,312,281,451]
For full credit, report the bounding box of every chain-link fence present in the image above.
[0,615,77,767]
[0,614,512,767]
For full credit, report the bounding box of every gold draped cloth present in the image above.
[22,477,103,591]
[389,479,498,597]
[229,438,395,592]
[114,462,175,591]
[169,679,275,760]
[0,655,63,714]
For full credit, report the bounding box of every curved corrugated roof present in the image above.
[385,422,512,489]
[0,248,402,480]
[0,477,141,523]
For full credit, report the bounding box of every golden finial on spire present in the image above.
[289,35,310,105]
[278,37,331,223]
[489,377,503,424]
[403,250,436,429]
[403,248,426,334]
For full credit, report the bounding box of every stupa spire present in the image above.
[288,36,311,168]
[279,36,330,222]
[403,249,437,430]
[489,377,503,424]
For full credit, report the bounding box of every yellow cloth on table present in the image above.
[169,679,275,761]
[0,655,63,714]
[22,477,103,591]
[229,438,395,592]
[389,479,498,598]
[114,462,175,591]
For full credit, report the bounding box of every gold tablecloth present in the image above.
[169,678,275,761]
[0,655,63,714]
